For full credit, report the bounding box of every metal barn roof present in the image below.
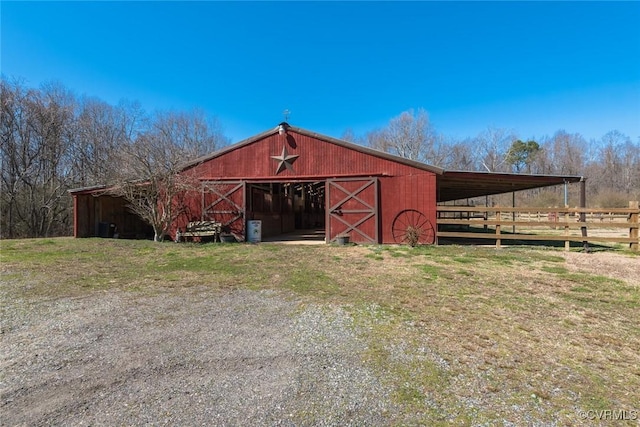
[437,170,583,202]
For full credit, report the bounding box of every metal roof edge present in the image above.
[179,126,280,171]
[288,125,445,175]
[68,184,110,194]
[441,170,584,181]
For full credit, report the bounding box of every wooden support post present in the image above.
[270,183,274,213]
[484,196,488,231]
[564,211,570,251]
[512,192,516,234]
[630,201,639,252]
[580,178,589,252]
[73,195,79,238]
[496,210,501,249]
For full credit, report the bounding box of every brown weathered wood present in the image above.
[495,210,501,249]
[436,206,638,214]
[436,219,636,229]
[178,221,222,242]
[437,202,640,250]
[436,231,637,243]
[580,179,588,251]
[630,201,639,251]
[564,212,570,251]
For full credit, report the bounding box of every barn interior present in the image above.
[73,191,153,239]
[246,181,325,240]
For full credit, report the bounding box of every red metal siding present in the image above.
[379,174,437,244]
[187,131,436,181]
[185,129,437,244]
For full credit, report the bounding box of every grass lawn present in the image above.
[1,237,638,425]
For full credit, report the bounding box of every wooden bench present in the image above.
[177,221,222,242]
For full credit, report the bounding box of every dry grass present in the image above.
[1,237,638,425]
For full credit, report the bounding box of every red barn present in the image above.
[71,123,581,243]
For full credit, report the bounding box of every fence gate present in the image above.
[202,181,246,241]
[327,177,379,243]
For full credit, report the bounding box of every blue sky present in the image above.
[2,1,639,143]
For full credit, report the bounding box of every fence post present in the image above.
[630,201,639,252]
[580,178,589,252]
[512,192,516,234]
[496,210,501,249]
[564,211,570,251]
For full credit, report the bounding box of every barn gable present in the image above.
[182,124,442,180]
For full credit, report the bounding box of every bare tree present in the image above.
[109,110,227,241]
[1,77,230,239]
[0,78,25,237]
[363,108,449,165]
[536,130,586,176]
[1,79,75,238]
[151,109,228,158]
[365,128,390,153]
[444,139,475,170]
[586,131,640,204]
[427,133,454,167]
[70,98,132,186]
[340,128,359,143]
[473,127,517,172]
[385,109,428,160]
[386,109,433,161]
[111,135,193,242]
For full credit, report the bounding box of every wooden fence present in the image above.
[436,202,639,251]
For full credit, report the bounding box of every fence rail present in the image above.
[436,202,639,251]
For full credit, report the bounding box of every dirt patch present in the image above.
[562,251,640,286]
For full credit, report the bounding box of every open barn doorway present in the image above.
[246,181,326,243]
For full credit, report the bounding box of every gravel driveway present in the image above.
[1,288,395,426]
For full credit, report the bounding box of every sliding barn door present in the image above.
[327,177,379,244]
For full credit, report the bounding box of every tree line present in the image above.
[2,79,638,239]
[343,109,640,208]
[1,78,228,239]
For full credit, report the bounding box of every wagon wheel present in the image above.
[392,209,435,246]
